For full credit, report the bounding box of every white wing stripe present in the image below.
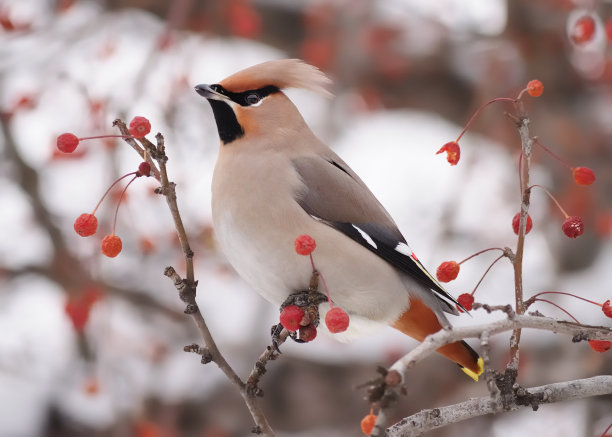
[352,225,378,249]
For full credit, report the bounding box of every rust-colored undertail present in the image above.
[392,298,483,380]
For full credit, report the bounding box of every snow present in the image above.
[0,1,609,435]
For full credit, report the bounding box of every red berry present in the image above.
[572,167,595,186]
[136,161,151,177]
[436,261,460,282]
[588,339,611,353]
[436,141,460,166]
[279,305,305,332]
[139,236,156,254]
[602,300,612,318]
[295,234,316,256]
[526,80,543,97]
[361,412,377,435]
[101,234,122,257]
[512,213,533,235]
[571,15,596,45]
[64,298,90,332]
[15,95,36,110]
[57,133,80,153]
[562,216,584,238]
[227,2,262,39]
[128,116,151,138]
[456,293,474,313]
[83,377,100,396]
[325,307,350,333]
[298,324,317,342]
[73,213,98,237]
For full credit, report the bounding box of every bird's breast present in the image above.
[211,151,313,305]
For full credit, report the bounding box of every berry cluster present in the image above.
[278,235,351,341]
[62,116,154,258]
[436,80,594,240]
[434,80,608,355]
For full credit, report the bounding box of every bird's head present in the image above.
[195,59,332,145]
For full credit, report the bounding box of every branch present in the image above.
[369,312,611,435]
[115,120,276,436]
[510,99,534,371]
[388,313,611,378]
[387,376,612,437]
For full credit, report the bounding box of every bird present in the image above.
[195,59,483,380]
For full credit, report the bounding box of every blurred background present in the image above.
[0,0,611,436]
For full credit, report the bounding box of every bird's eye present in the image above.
[245,93,261,105]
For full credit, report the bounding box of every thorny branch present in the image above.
[115,119,278,436]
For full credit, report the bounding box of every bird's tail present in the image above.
[392,298,484,380]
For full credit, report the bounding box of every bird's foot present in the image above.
[275,289,328,344]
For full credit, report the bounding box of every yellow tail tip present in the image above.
[461,357,484,381]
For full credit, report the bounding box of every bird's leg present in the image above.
[274,269,329,345]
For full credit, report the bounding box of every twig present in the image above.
[387,376,612,437]
[480,331,499,406]
[246,329,290,397]
[115,119,276,436]
[510,98,533,372]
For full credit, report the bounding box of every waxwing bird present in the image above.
[195,59,483,380]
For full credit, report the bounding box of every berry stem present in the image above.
[79,134,133,141]
[458,247,505,265]
[91,172,137,215]
[111,175,137,234]
[456,97,517,143]
[529,184,569,218]
[310,253,334,308]
[469,254,504,296]
[529,291,603,307]
[533,298,581,324]
[600,423,612,437]
[515,88,528,101]
[533,139,572,169]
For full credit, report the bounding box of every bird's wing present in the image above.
[292,154,461,314]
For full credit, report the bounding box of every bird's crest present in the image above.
[219,59,332,97]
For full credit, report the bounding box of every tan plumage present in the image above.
[219,58,333,96]
[195,59,483,379]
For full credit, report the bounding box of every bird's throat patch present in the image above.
[208,100,244,144]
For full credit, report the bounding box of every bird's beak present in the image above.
[195,84,229,101]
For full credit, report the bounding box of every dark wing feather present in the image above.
[292,155,462,313]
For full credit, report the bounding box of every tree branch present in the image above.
[387,376,612,437]
[388,313,611,379]
[115,120,276,436]
[369,312,611,435]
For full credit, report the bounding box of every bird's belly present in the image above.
[213,204,316,306]
[212,201,411,326]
